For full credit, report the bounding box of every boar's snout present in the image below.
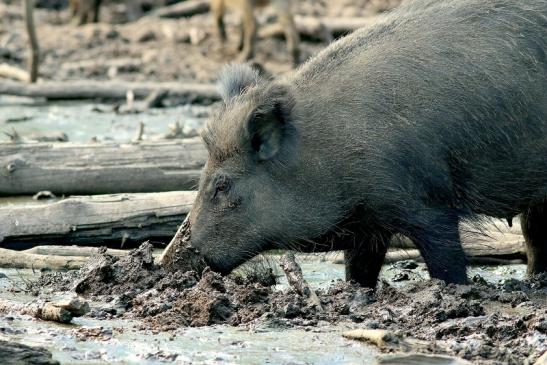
[188,208,258,275]
[189,230,254,275]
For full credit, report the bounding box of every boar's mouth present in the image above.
[164,216,276,276]
[201,247,262,276]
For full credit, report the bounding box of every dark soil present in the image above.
[35,243,547,365]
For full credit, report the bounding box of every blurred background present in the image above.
[0,0,402,144]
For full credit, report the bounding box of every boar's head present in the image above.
[188,64,341,274]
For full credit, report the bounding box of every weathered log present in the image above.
[343,329,406,349]
[331,219,526,265]
[0,246,162,270]
[146,0,210,19]
[23,245,136,257]
[0,64,29,82]
[259,16,385,42]
[343,330,472,365]
[0,79,219,103]
[384,249,525,266]
[0,297,89,324]
[0,191,196,249]
[60,57,143,74]
[0,340,59,365]
[389,219,527,261]
[0,140,207,195]
[0,248,87,270]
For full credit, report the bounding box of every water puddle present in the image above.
[0,96,211,144]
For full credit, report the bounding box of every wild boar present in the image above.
[186,0,547,287]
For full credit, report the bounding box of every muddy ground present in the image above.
[0,0,401,84]
[1,2,546,364]
[27,243,547,364]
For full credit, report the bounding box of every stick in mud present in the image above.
[160,216,207,274]
[279,252,323,310]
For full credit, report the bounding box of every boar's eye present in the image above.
[213,176,231,199]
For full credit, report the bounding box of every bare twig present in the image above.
[22,0,40,83]
[133,121,145,142]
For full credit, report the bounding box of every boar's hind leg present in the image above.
[344,232,390,288]
[405,210,468,284]
[521,201,547,277]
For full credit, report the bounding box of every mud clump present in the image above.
[37,243,165,296]
[364,276,547,364]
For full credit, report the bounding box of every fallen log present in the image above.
[259,15,385,42]
[0,139,207,195]
[0,246,163,270]
[0,64,29,82]
[146,0,210,19]
[343,330,472,365]
[0,248,87,270]
[384,249,524,266]
[0,79,219,103]
[0,191,196,249]
[60,57,143,74]
[389,219,527,262]
[24,245,95,256]
[24,245,155,258]
[0,297,89,324]
[330,219,526,266]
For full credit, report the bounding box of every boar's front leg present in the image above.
[403,209,468,284]
[344,231,391,288]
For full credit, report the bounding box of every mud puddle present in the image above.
[1,244,545,364]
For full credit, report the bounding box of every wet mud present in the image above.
[34,243,547,364]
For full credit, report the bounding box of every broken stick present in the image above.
[160,216,207,274]
[279,252,322,309]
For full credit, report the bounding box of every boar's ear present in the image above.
[218,63,262,102]
[246,84,296,162]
